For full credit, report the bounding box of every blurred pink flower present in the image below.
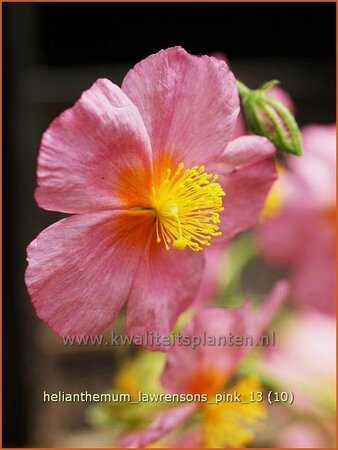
[120,281,289,447]
[25,47,277,341]
[261,312,335,447]
[257,124,336,315]
[263,312,335,408]
[276,423,329,449]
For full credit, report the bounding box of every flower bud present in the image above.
[237,80,303,156]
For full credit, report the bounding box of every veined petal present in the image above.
[122,47,239,169]
[25,210,154,336]
[119,404,196,448]
[211,136,277,241]
[210,135,276,174]
[35,79,153,214]
[126,238,204,349]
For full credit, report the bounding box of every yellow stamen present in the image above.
[114,365,140,400]
[260,162,285,222]
[114,352,166,401]
[201,376,266,448]
[152,163,225,251]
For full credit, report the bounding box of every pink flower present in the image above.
[25,47,276,340]
[261,312,336,447]
[120,281,289,447]
[262,312,335,411]
[257,125,336,315]
[276,423,331,448]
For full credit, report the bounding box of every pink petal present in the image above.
[210,136,277,241]
[267,312,335,383]
[259,209,335,315]
[35,78,152,214]
[300,124,336,161]
[170,429,201,448]
[126,238,204,349]
[257,209,304,265]
[210,135,276,173]
[25,210,154,336]
[193,244,227,307]
[119,404,196,448]
[122,47,239,168]
[291,235,335,315]
[258,125,335,315]
[232,113,247,139]
[276,423,328,448]
[262,312,335,418]
[289,125,336,206]
[252,280,290,337]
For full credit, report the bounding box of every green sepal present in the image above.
[237,80,303,156]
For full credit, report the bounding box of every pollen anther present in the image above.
[152,163,225,251]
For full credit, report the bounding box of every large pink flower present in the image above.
[25,47,276,339]
[257,125,336,315]
[120,281,289,447]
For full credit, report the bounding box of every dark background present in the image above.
[3,2,336,447]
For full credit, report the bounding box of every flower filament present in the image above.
[151,163,225,251]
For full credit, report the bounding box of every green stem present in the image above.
[236,80,250,97]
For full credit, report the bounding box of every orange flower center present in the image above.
[185,366,226,396]
[115,158,225,252]
[321,203,336,230]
